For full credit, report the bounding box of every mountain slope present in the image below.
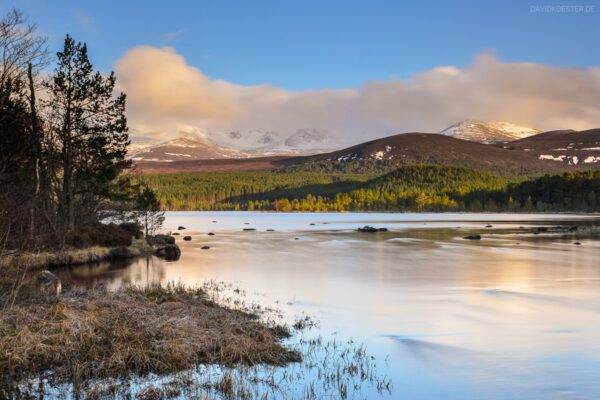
[505,128,600,167]
[133,130,600,174]
[440,120,539,143]
[274,133,569,174]
[129,132,251,162]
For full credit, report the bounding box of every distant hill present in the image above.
[503,128,600,167]
[129,131,251,162]
[273,133,571,175]
[440,120,540,143]
[133,128,600,175]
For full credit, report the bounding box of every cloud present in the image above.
[74,11,95,31]
[161,30,184,45]
[115,46,240,132]
[115,47,600,146]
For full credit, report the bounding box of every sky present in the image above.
[5,0,600,145]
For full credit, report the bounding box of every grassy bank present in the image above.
[0,239,154,271]
[0,282,300,394]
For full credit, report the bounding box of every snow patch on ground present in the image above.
[164,153,192,157]
[584,156,600,164]
[539,154,566,162]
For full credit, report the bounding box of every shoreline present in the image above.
[0,239,154,271]
[0,283,300,395]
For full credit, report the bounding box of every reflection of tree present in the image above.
[119,256,166,287]
[56,256,166,289]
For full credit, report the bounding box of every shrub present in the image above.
[118,222,143,239]
[67,223,132,248]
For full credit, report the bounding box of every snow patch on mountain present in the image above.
[440,120,540,143]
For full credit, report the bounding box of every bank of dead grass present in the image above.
[0,241,152,271]
[0,283,300,390]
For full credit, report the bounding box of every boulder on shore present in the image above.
[357,226,388,233]
[154,244,181,261]
[36,270,62,296]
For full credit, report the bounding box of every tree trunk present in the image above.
[27,63,41,243]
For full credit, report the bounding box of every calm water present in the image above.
[58,212,600,399]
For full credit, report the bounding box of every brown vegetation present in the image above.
[0,283,300,392]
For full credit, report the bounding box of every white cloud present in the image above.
[74,11,95,31]
[115,47,600,146]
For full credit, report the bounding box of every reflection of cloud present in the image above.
[115,47,600,146]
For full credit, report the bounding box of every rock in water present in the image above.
[201,246,210,250]
[464,235,482,240]
[357,226,388,233]
[208,232,215,236]
[183,236,192,241]
[36,270,62,296]
[177,226,186,230]
[154,244,181,261]
[485,224,493,228]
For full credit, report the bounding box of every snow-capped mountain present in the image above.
[284,128,329,148]
[128,128,334,162]
[129,131,251,162]
[440,120,540,143]
[204,128,332,154]
[205,130,284,152]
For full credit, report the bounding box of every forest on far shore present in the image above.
[140,167,600,213]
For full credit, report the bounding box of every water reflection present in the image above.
[54,213,600,399]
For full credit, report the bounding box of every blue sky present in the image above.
[7,0,600,90]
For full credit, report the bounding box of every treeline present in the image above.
[142,166,511,212]
[0,10,157,250]
[502,171,600,211]
[143,167,600,212]
[139,172,374,210]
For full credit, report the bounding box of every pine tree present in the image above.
[46,35,130,244]
[135,186,164,237]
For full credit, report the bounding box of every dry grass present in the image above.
[0,239,153,270]
[0,283,300,391]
